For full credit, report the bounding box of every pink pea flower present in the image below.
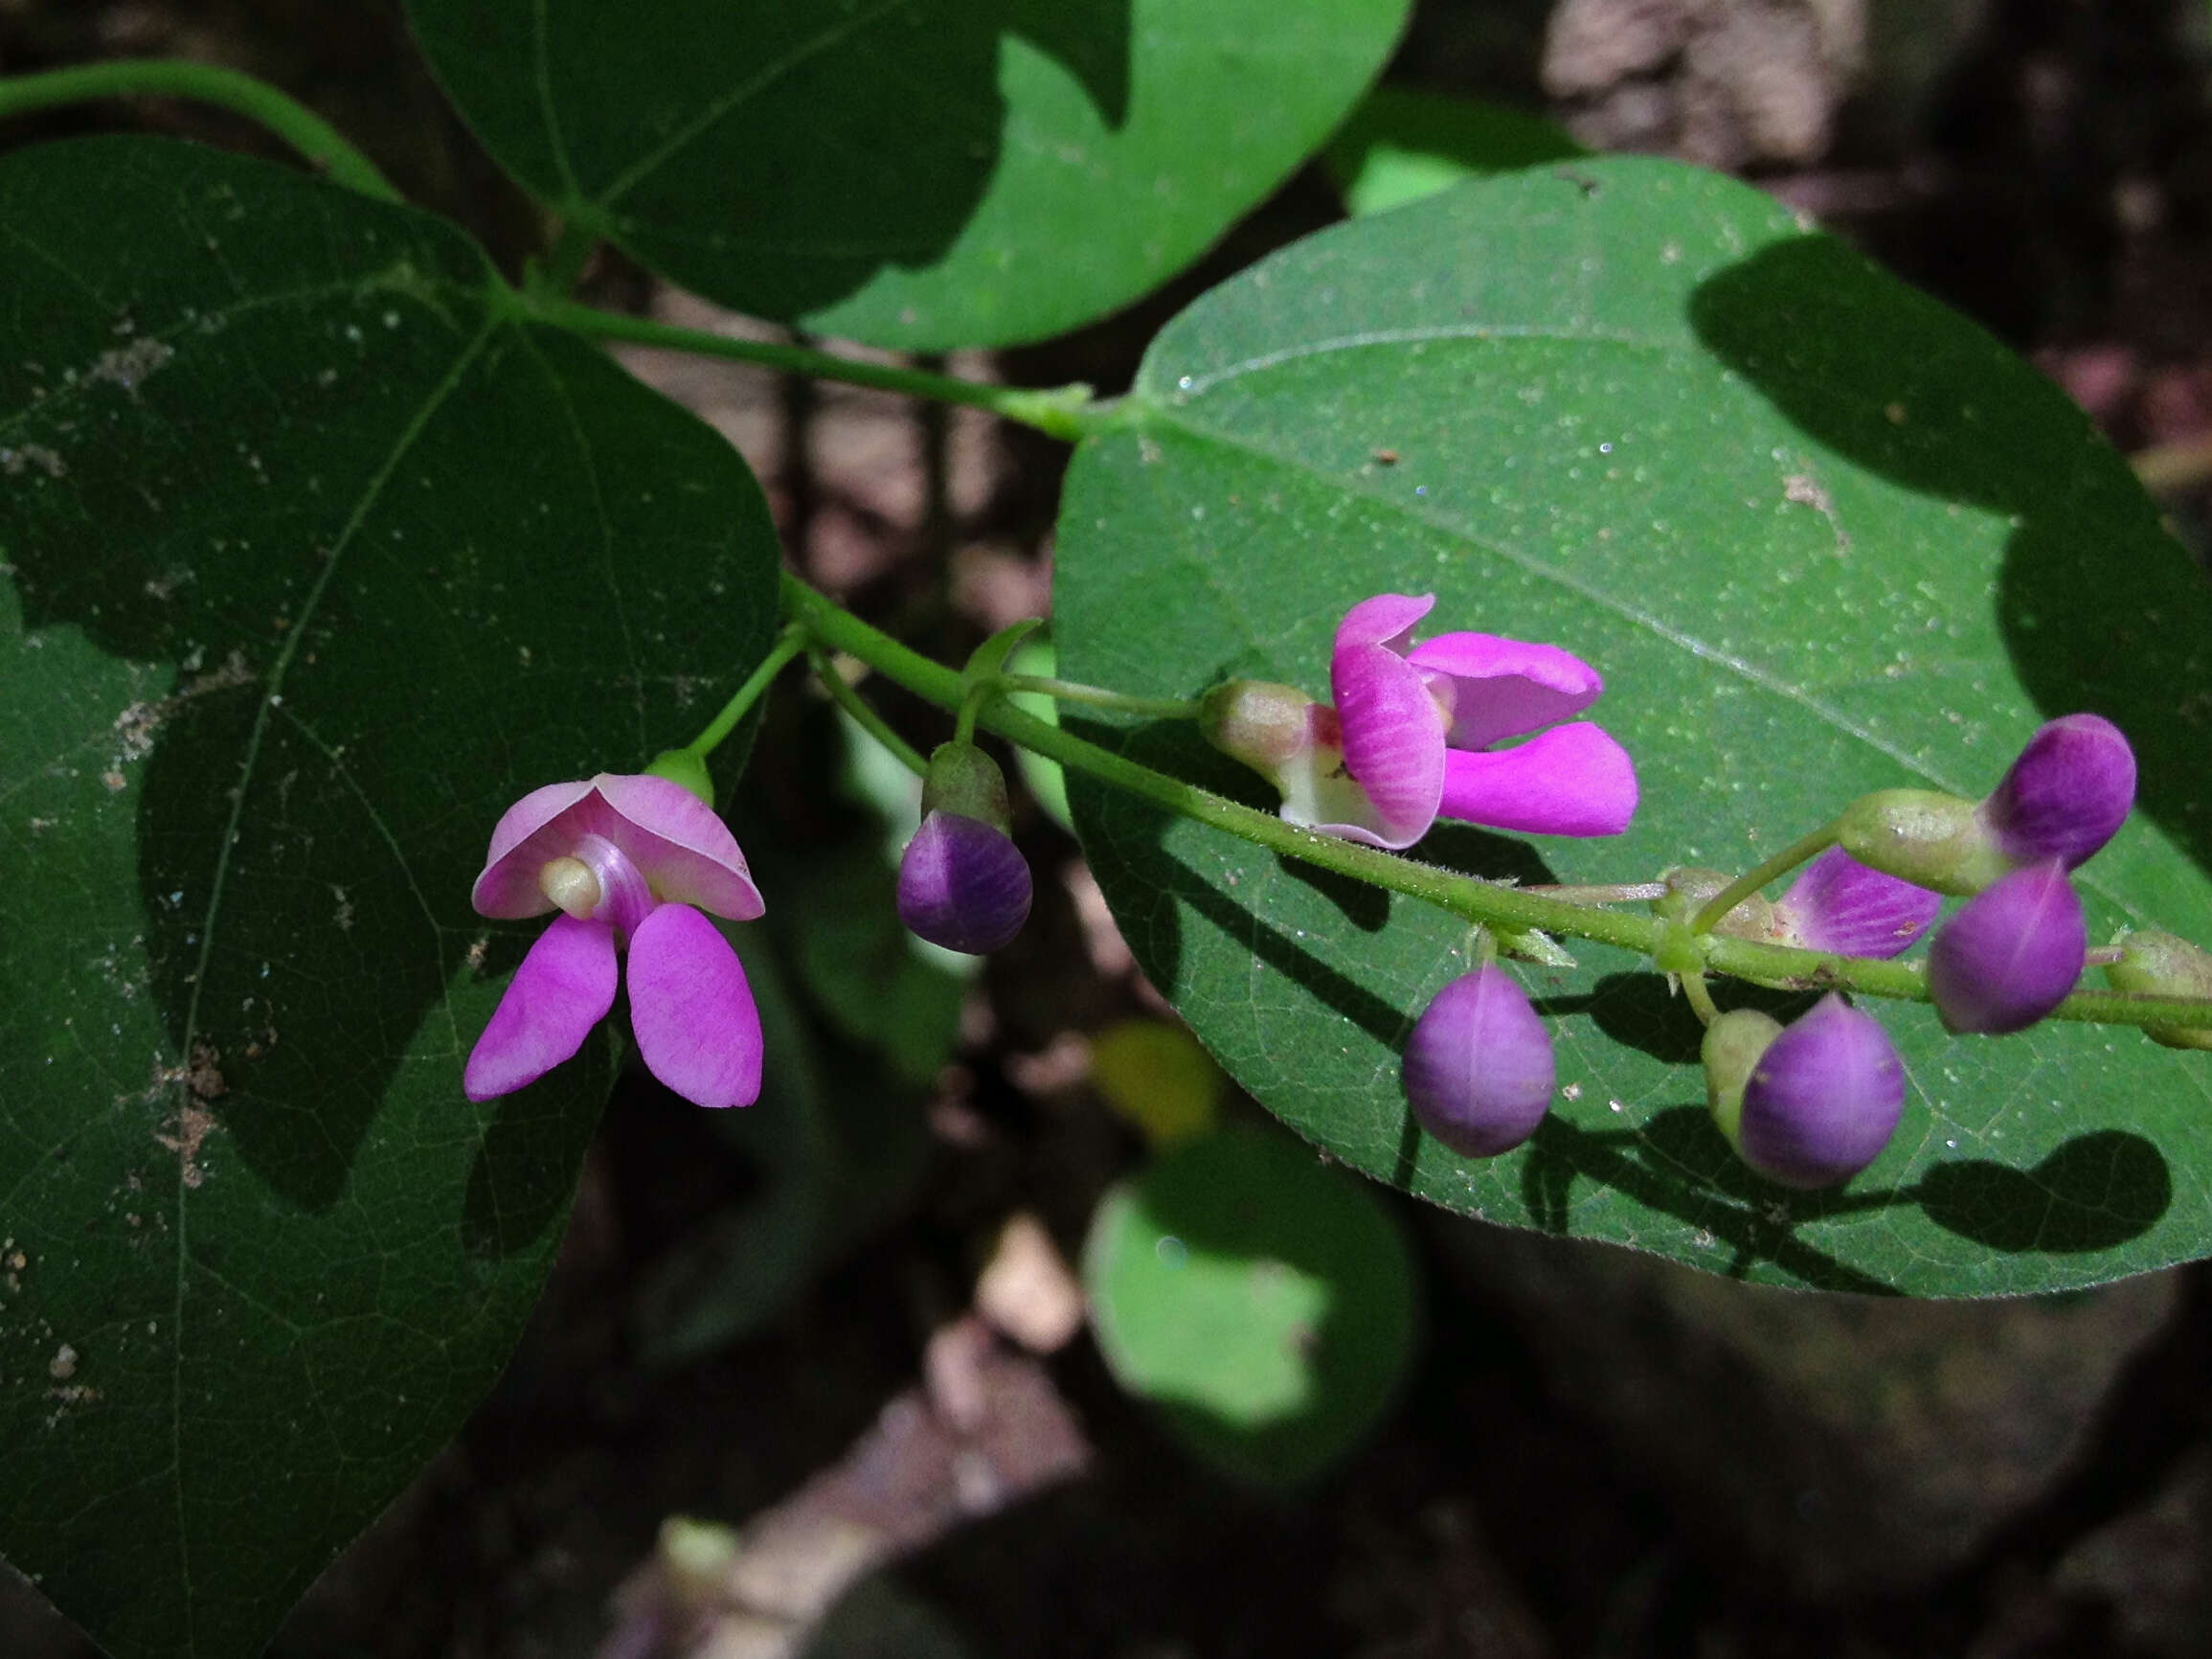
[465,774,766,1108]
[1282,593,1637,849]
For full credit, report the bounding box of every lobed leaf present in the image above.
[405,0,1412,349]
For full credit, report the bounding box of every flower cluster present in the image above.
[1402,709,2149,1189]
[456,593,2190,1207]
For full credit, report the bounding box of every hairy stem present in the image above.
[0,60,401,202]
[779,576,2212,1034]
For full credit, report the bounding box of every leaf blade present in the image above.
[1055,158,2212,1297]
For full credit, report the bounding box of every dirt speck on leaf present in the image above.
[48,1343,77,1381]
[0,443,64,478]
[83,336,174,393]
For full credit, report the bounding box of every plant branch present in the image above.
[0,59,401,202]
[528,297,1107,440]
[779,575,2212,1034]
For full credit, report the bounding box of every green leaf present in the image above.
[0,137,780,1656]
[404,0,1412,350]
[1322,84,1587,216]
[1054,157,2212,1297]
[1083,1126,1417,1485]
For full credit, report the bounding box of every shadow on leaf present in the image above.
[1912,1129,2172,1253]
[1689,235,2212,884]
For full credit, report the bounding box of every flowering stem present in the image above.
[993,674,1205,721]
[685,625,809,759]
[956,620,1043,746]
[778,576,2212,1035]
[1529,882,1672,905]
[0,60,402,203]
[1689,825,1838,935]
[810,650,927,777]
[524,296,1109,440]
[1680,972,1723,1028]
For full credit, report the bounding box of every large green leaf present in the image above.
[1055,157,2212,1297]
[0,138,780,1656]
[404,0,1411,350]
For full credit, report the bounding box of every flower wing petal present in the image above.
[594,772,767,920]
[626,903,764,1108]
[471,779,599,918]
[1329,642,1445,848]
[1335,592,1434,656]
[1774,846,1942,959]
[463,914,618,1100]
[1438,722,1637,836]
[1406,632,1604,750]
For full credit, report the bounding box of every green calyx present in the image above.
[1702,1009,1785,1149]
[921,740,1012,831]
[1198,679,1316,778]
[1655,866,1775,941]
[645,746,717,807]
[1834,788,2010,897]
[2106,931,2212,1051]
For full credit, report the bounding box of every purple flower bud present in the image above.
[1772,846,1942,959]
[1978,714,2134,871]
[1402,966,1554,1157]
[1735,994,1906,1189]
[1927,859,2085,1035]
[897,810,1033,955]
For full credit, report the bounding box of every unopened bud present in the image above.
[1978,714,2134,870]
[1402,966,1554,1157]
[1735,995,1905,1188]
[897,811,1032,954]
[1927,859,2085,1035]
[2107,930,2212,1051]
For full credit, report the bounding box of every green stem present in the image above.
[0,60,401,202]
[530,220,601,300]
[811,651,927,778]
[1689,824,1839,935]
[1529,882,1671,905]
[685,625,808,759]
[777,574,2212,1036]
[996,673,1203,721]
[1680,972,1723,1027]
[525,296,1107,440]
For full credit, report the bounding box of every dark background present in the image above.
[6,1,2212,1654]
